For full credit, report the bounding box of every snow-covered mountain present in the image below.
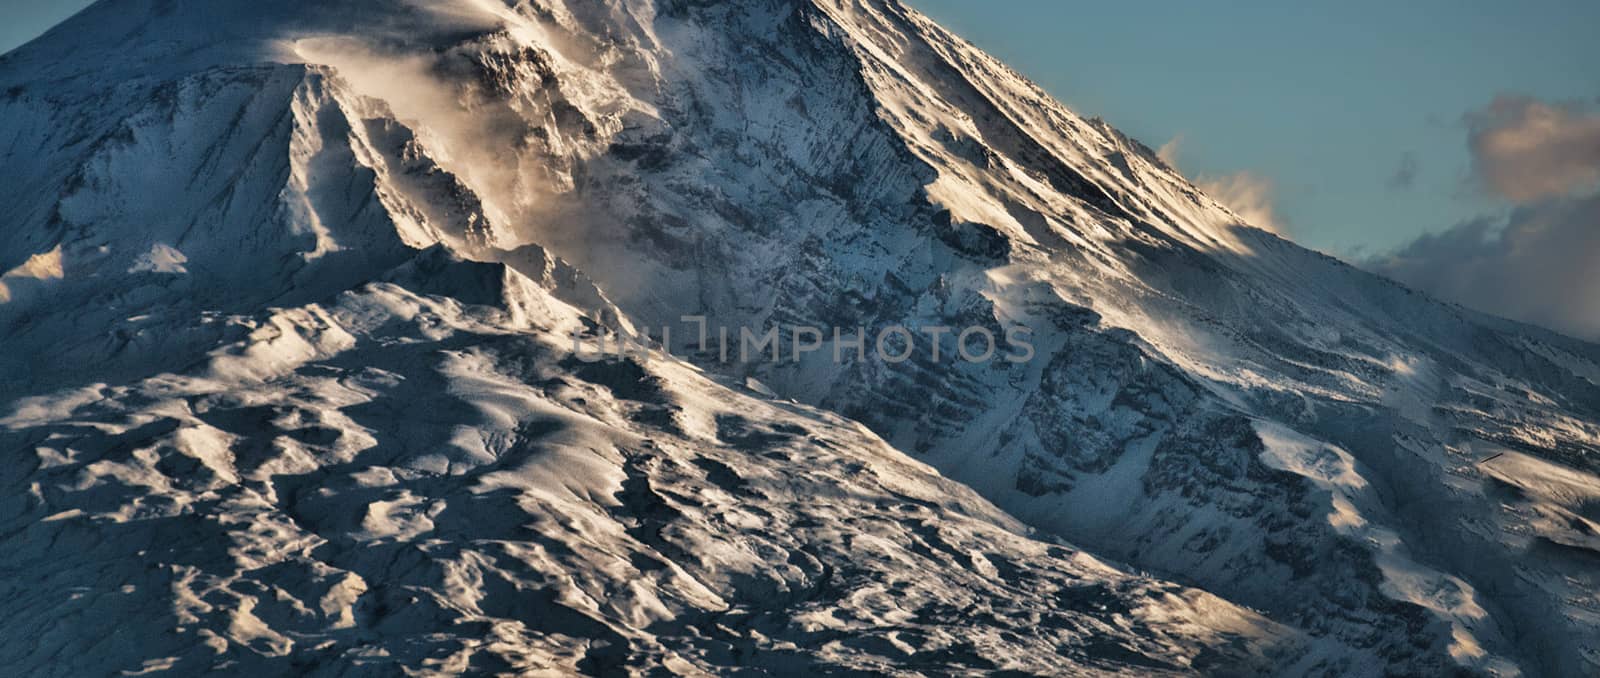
[3,0,1597,675]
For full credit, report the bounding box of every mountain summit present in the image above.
[3,1,1597,675]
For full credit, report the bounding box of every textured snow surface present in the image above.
[2,0,1599,675]
[1,249,1293,675]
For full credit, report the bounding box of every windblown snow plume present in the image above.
[2,1,1598,676]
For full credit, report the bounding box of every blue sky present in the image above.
[907,0,1600,256]
[3,0,1596,257]
[0,1,89,60]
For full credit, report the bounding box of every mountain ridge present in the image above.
[2,0,1598,675]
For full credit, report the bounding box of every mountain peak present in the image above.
[3,1,1598,675]
[0,0,505,87]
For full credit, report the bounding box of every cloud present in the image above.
[1467,96,1600,202]
[1366,194,1600,339]
[1156,135,1286,235]
[1156,135,1183,167]
[292,31,579,252]
[1387,151,1419,190]
[1368,94,1600,340]
[1198,171,1287,235]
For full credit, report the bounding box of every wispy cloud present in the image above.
[1158,135,1287,234]
[1198,171,1286,235]
[1387,151,1419,190]
[1156,135,1183,167]
[1367,95,1600,340]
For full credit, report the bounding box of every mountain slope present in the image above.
[0,2,1294,675]
[1,246,1294,675]
[2,0,1598,675]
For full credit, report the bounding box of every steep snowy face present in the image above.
[0,60,492,389]
[248,1,1600,673]
[1,247,1297,675]
[0,1,1300,676]
[4,0,1600,675]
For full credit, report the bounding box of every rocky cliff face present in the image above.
[2,1,1597,675]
